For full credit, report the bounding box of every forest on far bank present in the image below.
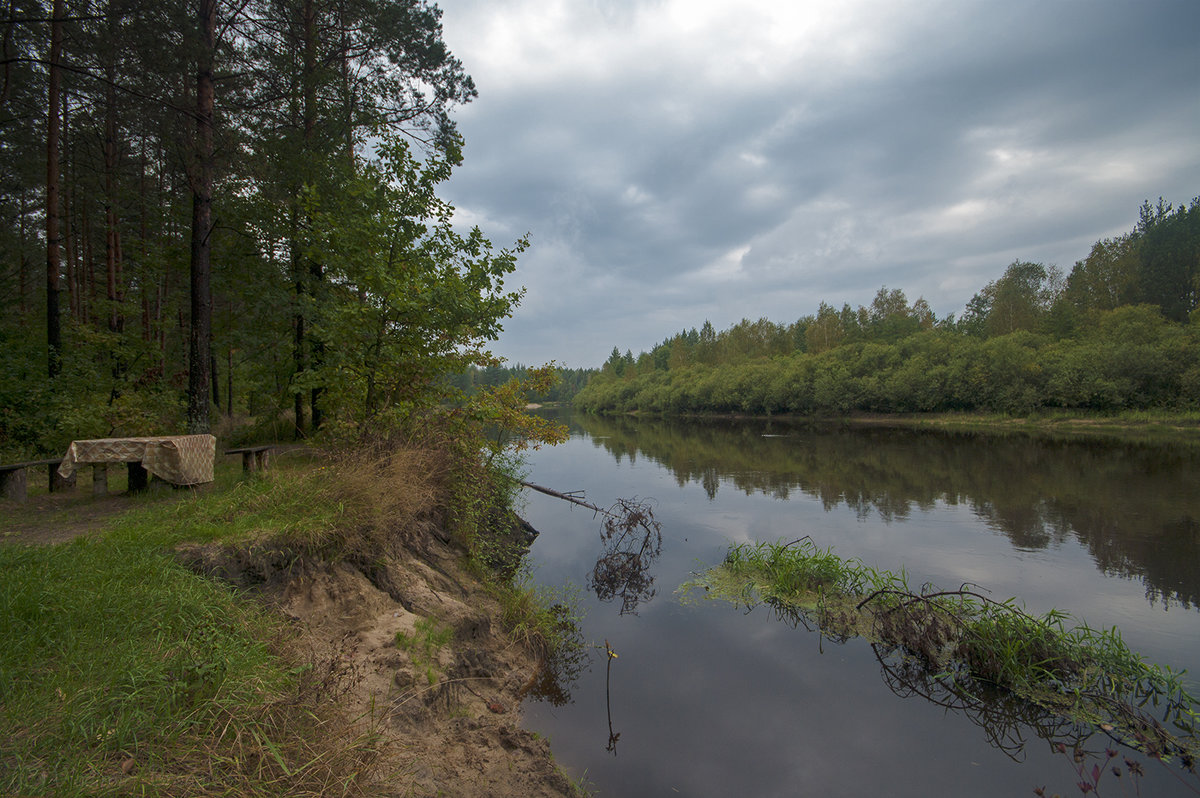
[576,197,1200,416]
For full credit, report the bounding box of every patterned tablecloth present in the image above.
[58,435,215,485]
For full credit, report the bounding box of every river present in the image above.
[515,410,1200,797]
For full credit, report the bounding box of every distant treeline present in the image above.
[447,364,595,403]
[576,197,1200,415]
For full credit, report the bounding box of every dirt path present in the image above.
[1,489,161,545]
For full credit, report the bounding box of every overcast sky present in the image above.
[433,0,1199,369]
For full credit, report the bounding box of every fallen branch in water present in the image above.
[519,481,661,539]
[520,480,607,514]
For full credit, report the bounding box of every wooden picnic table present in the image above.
[58,435,216,494]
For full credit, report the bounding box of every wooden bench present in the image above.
[0,458,75,503]
[225,445,274,474]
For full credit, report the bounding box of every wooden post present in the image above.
[93,464,108,495]
[0,467,28,502]
[49,463,75,492]
[127,462,149,491]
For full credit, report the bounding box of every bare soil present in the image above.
[2,490,577,798]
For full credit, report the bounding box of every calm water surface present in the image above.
[517,411,1200,797]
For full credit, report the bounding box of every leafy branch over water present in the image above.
[680,538,1200,768]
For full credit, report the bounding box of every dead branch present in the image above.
[520,480,606,515]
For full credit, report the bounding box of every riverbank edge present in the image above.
[575,408,1200,441]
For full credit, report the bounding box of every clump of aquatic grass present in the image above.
[719,537,900,599]
[0,533,387,797]
[682,537,1200,762]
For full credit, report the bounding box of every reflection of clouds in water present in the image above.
[578,602,1059,798]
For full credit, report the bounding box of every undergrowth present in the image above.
[681,537,1200,768]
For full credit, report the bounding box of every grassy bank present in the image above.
[0,457,377,796]
[0,447,576,796]
[850,408,1200,442]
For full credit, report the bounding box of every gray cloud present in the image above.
[436,0,1200,367]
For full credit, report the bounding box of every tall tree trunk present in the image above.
[82,201,95,323]
[104,75,123,335]
[139,143,150,342]
[302,0,324,430]
[156,138,167,375]
[187,0,216,434]
[1,0,16,110]
[211,335,220,409]
[45,0,64,378]
[291,224,306,438]
[18,190,29,316]
[63,89,78,320]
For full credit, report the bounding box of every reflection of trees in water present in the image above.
[519,490,664,707]
[574,413,1200,609]
[871,645,1196,795]
[520,480,666,616]
[764,598,1083,762]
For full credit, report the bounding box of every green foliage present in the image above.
[573,197,1200,421]
[1067,232,1142,311]
[1136,197,1200,322]
[396,617,454,687]
[494,572,585,676]
[0,321,187,459]
[396,617,454,657]
[575,306,1200,417]
[446,363,596,403]
[0,0,520,453]
[299,135,528,430]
